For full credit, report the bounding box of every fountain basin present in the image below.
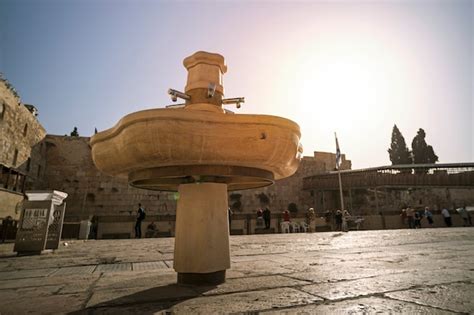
[91,106,302,191]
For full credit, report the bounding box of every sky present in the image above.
[1,0,472,169]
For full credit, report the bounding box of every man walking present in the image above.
[135,203,146,238]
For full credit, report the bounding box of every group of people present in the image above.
[132,202,472,239]
[400,206,472,228]
[400,206,431,229]
[334,209,351,232]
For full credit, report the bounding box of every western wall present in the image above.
[33,135,351,220]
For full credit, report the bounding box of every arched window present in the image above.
[23,123,28,137]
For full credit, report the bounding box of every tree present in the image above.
[70,127,79,137]
[388,124,412,165]
[411,128,439,164]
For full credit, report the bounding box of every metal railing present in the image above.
[303,163,474,190]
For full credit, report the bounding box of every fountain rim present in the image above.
[90,107,301,146]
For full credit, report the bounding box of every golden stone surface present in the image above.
[90,51,302,191]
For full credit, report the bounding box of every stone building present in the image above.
[0,76,46,219]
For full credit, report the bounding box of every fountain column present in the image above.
[174,183,230,285]
[173,52,231,284]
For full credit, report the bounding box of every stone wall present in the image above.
[0,80,46,171]
[35,135,350,221]
[0,190,23,220]
[308,186,474,217]
[0,78,47,219]
[36,135,176,221]
[231,152,351,215]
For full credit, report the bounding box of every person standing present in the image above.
[424,207,434,227]
[256,208,264,228]
[406,206,415,229]
[135,203,146,238]
[400,208,407,226]
[335,210,343,231]
[306,208,316,232]
[263,207,271,229]
[441,207,452,227]
[414,211,422,229]
[342,209,351,232]
[458,206,470,227]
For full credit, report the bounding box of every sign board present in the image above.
[14,191,68,255]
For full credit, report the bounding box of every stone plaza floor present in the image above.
[0,228,473,314]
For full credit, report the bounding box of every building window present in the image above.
[23,123,28,137]
[13,149,19,166]
[26,158,31,172]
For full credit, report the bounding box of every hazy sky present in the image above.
[1,0,472,169]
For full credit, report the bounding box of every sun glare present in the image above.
[272,34,403,156]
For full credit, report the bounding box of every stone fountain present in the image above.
[90,51,302,285]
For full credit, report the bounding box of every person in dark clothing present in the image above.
[414,211,422,229]
[135,203,145,238]
[335,210,343,231]
[263,207,271,229]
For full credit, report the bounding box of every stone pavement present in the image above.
[0,228,473,314]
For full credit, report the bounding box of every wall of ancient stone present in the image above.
[34,135,350,220]
[0,190,23,220]
[36,135,176,221]
[0,80,46,171]
[231,152,351,216]
[0,78,47,219]
[309,186,474,217]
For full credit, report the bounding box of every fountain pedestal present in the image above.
[90,51,302,285]
[174,183,230,285]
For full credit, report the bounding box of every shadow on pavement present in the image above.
[68,283,216,314]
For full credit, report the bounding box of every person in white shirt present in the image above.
[441,208,452,227]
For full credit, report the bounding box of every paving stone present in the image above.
[0,292,88,315]
[288,266,400,283]
[86,284,199,308]
[132,261,168,271]
[261,296,456,314]
[0,273,100,290]
[200,275,311,296]
[231,260,295,276]
[94,263,131,273]
[299,270,473,300]
[0,228,472,314]
[0,268,57,280]
[52,265,97,276]
[94,269,176,289]
[385,282,474,313]
[168,287,322,313]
